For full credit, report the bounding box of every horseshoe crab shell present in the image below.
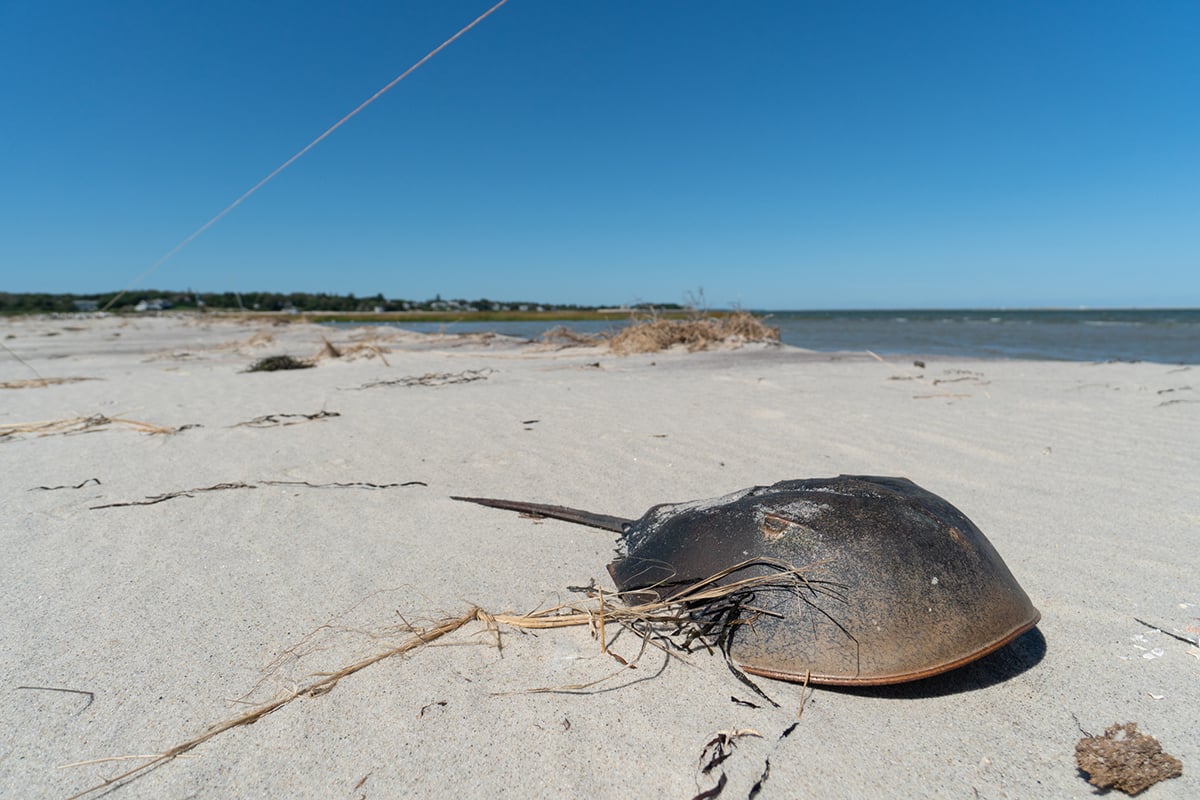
[454,475,1040,686]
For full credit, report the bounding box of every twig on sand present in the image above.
[700,728,763,775]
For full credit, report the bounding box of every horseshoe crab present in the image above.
[454,475,1040,686]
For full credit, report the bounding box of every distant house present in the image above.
[134,298,171,312]
[73,300,99,312]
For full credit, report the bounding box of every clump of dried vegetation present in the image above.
[608,310,780,354]
[538,311,780,355]
[244,354,313,372]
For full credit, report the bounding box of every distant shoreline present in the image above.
[1,308,724,324]
[278,309,726,324]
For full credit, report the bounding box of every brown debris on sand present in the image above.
[1075,722,1182,795]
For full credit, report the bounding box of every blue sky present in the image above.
[1,1,1197,309]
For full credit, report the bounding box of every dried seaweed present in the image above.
[232,410,341,428]
[416,700,447,719]
[347,368,495,390]
[262,480,426,490]
[1158,398,1199,407]
[700,729,762,775]
[691,772,728,800]
[1075,722,1182,795]
[91,481,256,509]
[244,355,313,372]
[30,478,101,491]
[89,479,426,509]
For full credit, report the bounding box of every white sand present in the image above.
[1,313,1196,798]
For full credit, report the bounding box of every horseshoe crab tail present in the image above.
[451,496,631,533]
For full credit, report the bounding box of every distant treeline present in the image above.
[0,290,681,315]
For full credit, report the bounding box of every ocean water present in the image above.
[363,309,1200,364]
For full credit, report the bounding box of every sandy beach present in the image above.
[2,313,1196,799]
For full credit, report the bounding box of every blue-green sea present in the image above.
[352,309,1200,364]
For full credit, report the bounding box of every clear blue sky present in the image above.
[2,1,1197,309]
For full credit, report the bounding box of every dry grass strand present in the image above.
[0,415,181,439]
